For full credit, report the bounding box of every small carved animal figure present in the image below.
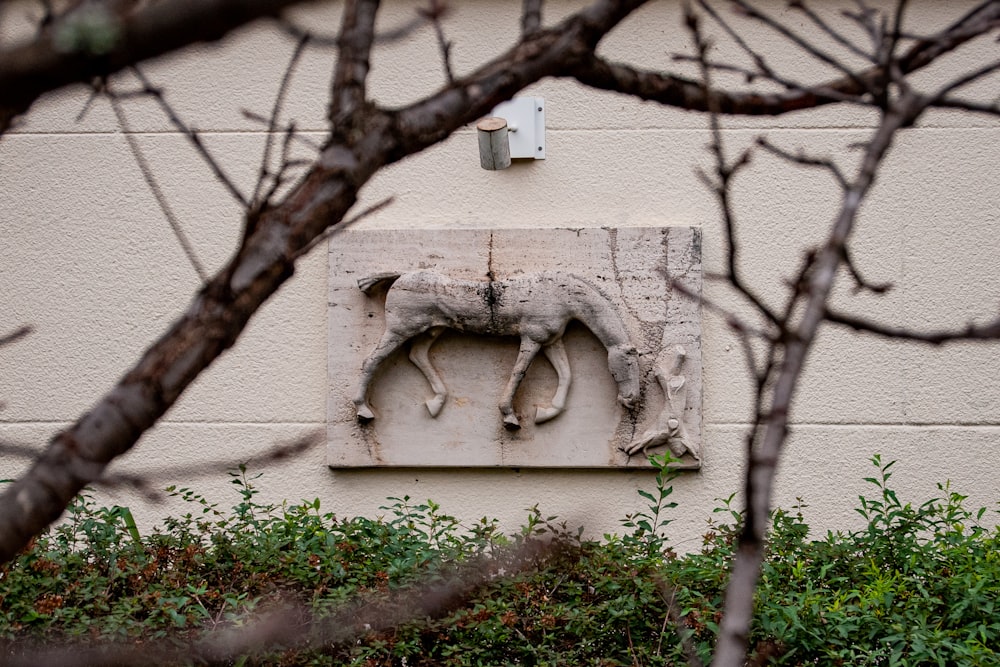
[624,346,698,459]
[353,270,641,430]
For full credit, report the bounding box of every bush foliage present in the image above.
[1,455,999,666]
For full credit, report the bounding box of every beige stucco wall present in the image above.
[1,1,997,545]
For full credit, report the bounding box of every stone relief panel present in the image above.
[327,227,702,469]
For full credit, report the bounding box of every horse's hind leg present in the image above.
[535,338,571,424]
[409,326,448,417]
[499,337,542,430]
[354,330,408,422]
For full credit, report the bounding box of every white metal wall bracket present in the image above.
[491,97,545,160]
[476,97,546,170]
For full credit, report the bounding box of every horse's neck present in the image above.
[569,281,630,349]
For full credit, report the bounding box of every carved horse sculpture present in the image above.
[353,271,641,430]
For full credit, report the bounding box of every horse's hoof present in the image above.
[668,437,694,459]
[502,415,521,431]
[535,406,561,423]
[426,395,446,418]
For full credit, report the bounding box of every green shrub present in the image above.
[1,455,998,666]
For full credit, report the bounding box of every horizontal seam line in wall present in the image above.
[0,420,325,426]
[4,421,999,428]
[708,422,1000,429]
[5,125,996,138]
[3,130,330,137]
[540,126,998,133]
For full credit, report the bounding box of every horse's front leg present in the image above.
[499,337,542,430]
[408,326,448,417]
[535,338,571,424]
[354,330,408,422]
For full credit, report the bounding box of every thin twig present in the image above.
[728,0,870,91]
[74,86,101,122]
[843,1,880,51]
[130,66,250,209]
[0,325,31,348]
[522,0,542,37]
[96,433,324,502]
[656,580,704,667]
[696,0,866,96]
[929,58,1000,103]
[841,246,892,294]
[672,281,774,343]
[281,11,429,48]
[686,4,780,327]
[107,87,208,284]
[791,0,874,63]
[421,0,455,85]
[931,97,1000,117]
[825,310,1000,344]
[260,122,315,206]
[755,137,848,189]
[251,33,310,209]
[0,441,39,460]
[241,109,324,150]
[294,196,395,259]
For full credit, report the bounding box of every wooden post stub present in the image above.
[476,117,511,170]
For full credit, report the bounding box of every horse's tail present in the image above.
[357,272,402,294]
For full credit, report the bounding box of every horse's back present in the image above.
[384,271,494,330]
[381,270,605,338]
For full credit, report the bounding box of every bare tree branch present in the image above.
[107,84,209,283]
[258,122,315,208]
[242,109,324,151]
[929,58,1000,101]
[673,280,774,344]
[713,86,933,667]
[570,1,1000,115]
[0,0,317,134]
[825,309,1000,344]
[0,433,322,502]
[0,0,650,565]
[328,0,380,126]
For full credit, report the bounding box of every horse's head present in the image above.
[608,344,641,409]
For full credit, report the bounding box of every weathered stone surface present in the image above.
[327,227,702,469]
